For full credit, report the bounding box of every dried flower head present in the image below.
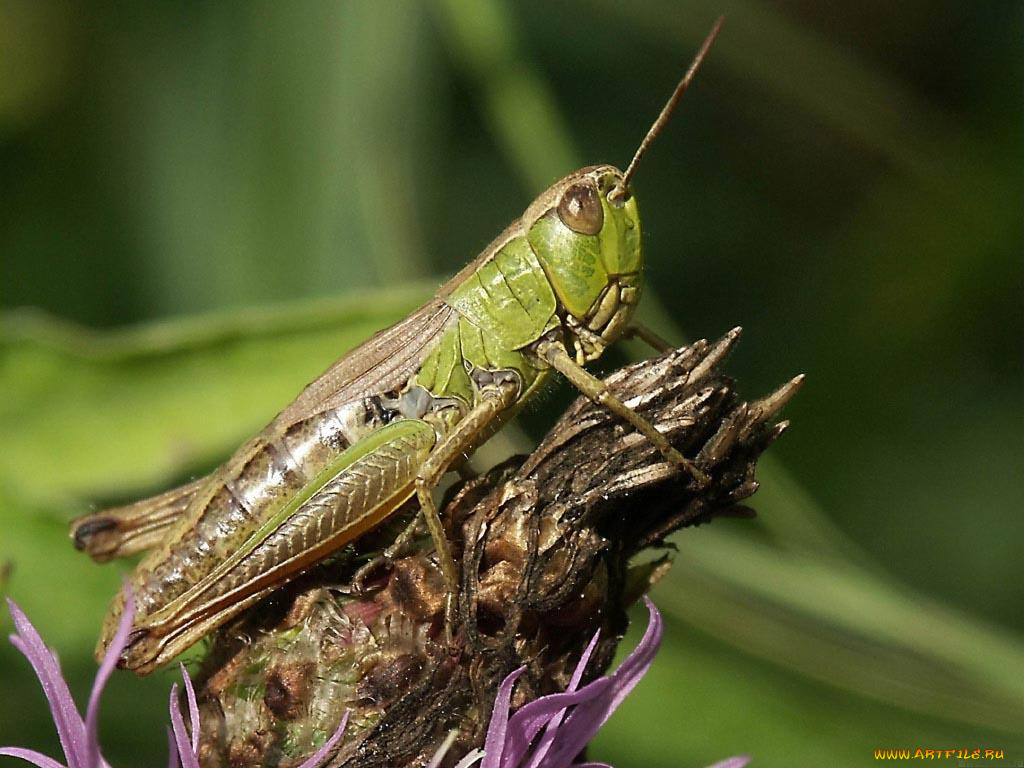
[2,589,748,768]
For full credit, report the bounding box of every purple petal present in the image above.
[499,679,612,766]
[480,666,525,768]
[521,631,601,768]
[178,664,200,755]
[6,599,88,768]
[165,729,181,768]
[85,585,135,768]
[705,758,751,768]
[294,710,350,768]
[0,747,69,768]
[567,632,600,693]
[168,683,199,768]
[540,598,663,767]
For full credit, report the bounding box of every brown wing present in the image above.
[274,297,455,426]
[75,300,453,566]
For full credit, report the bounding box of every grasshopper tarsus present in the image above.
[685,461,712,492]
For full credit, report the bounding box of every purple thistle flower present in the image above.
[0,586,346,768]
[438,599,750,768]
[0,591,126,768]
[2,589,747,768]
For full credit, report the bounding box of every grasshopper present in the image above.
[70,19,724,674]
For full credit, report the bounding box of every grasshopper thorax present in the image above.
[524,164,643,363]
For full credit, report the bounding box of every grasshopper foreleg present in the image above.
[623,323,674,353]
[537,340,709,489]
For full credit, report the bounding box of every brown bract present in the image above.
[194,330,801,768]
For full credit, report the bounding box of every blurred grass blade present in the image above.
[660,528,1024,733]
[434,0,578,192]
[125,2,434,316]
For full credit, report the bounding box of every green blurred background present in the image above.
[1,1,1021,766]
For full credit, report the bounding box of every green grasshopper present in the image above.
[70,20,724,675]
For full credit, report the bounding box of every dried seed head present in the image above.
[193,333,799,767]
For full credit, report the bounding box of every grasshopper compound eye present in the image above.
[557,183,604,235]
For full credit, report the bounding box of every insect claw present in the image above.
[350,555,393,596]
[664,444,710,491]
[686,461,711,492]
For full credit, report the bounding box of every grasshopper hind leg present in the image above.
[354,388,518,636]
[111,421,439,674]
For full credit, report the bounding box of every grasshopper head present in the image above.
[519,17,724,363]
[525,165,643,362]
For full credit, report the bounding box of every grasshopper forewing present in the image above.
[70,18,724,674]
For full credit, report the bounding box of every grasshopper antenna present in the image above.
[611,16,725,202]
